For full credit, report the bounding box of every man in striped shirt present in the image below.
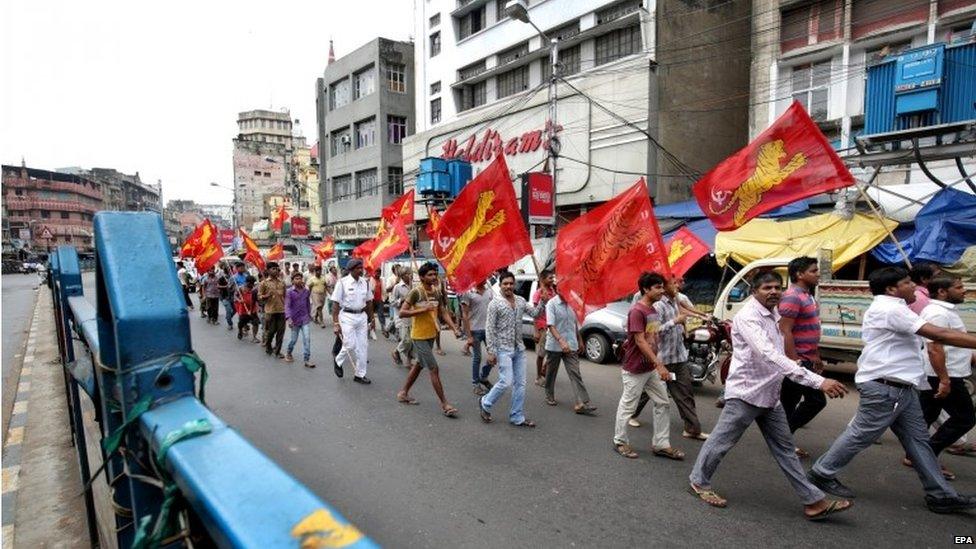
[779,257,827,458]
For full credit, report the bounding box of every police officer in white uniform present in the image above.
[331,258,375,383]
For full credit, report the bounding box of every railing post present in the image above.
[49,245,101,549]
[92,212,195,548]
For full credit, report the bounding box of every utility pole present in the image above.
[547,36,559,234]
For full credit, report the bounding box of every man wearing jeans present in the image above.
[613,272,683,461]
[809,267,976,514]
[462,280,494,396]
[480,271,541,427]
[284,272,315,368]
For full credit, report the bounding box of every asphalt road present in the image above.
[2,273,40,441]
[70,274,976,547]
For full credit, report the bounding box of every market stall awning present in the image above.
[872,187,976,266]
[715,212,898,271]
[654,198,810,220]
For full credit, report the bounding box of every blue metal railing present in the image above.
[49,211,377,549]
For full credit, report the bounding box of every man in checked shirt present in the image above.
[689,271,851,520]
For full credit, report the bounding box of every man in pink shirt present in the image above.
[908,263,939,315]
[689,271,851,520]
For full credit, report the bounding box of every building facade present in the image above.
[403,0,752,230]
[315,38,415,240]
[233,109,293,229]
[2,164,104,253]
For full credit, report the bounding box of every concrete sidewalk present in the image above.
[2,287,88,548]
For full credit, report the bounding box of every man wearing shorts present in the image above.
[396,262,463,418]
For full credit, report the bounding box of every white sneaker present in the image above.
[628,418,641,428]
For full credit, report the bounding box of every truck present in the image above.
[713,255,976,371]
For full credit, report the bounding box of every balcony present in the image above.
[4,196,100,214]
[3,176,103,200]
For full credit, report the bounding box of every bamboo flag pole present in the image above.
[856,166,912,270]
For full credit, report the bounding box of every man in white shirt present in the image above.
[330,258,374,383]
[809,267,976,514]
[917,276,975,476]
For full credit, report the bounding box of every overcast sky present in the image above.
[1,0,413,205]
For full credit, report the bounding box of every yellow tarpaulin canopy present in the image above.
[715,212,898,271]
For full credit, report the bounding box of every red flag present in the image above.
[266,242,284,261]
[381,189,415,229]
[239,228,266,271]
[313,237,335,261]
[180,219,216,258]
[556,178,670,321]
[666,227,710,277]
[693,101,854,231]
[271,204,290,231]
[429,155,532,293]
[425,207,443,241]
[356,216,409,273]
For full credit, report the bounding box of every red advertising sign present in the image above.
[521,172,555,226]
[219,229,235,245]
[291,217,309,236]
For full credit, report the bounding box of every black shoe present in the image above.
[353,375,371,385]
[333,358,344,378]
[807,470,856,499]
[926,494,976,514]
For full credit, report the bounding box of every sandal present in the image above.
[614,443,638,459]
[689,484,727,508]
[545,397,557,406]
[304,362,316,369]
[391,350,403,365]
[682,431,708,441]
[435,349,446,356]
[795,447,810,458]
[442,405,459,418]
[805,499,852,521]
[396,393,419,405]
[574,404,597,416]
[479,406,492,423]
[946,443,976,457]
[653,447,686,461]
[283,354,294,362]
[512,419,536,428]
[903,457,956,481]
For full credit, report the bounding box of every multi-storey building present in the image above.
[403,0,752,230]
[61,167,162,213]
[315,38,415,241]
[2,164,104,253]
[750,0,975,145]
[233,109,293,229]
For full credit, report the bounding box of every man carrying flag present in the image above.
[693,101,854,231]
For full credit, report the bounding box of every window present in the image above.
[388,116,408,144]
[457,81,487,112]
[429,13,440,27]
[329,78,351,110]
[496,0,508,21]
[41,210,50,218]
[60,211,70,219]
[595,25,642,66]
[14,189,23,196]
[458,5,486,40]
[355,169,379,198]
[355,117,376,148]
[330,127,351,157]
[431,98,442,124]
[458,60,487,81]
[430,81,441,95]
[550,21,581,42]
[264,172,271,177]
[852,0,927,41]
[354,66,375,100]
[791,60,831,121]
[430,32,441,57]
[496,65,529,98]
[781,0,843,52]
[388,167,404,195]
[332,174,353,202]
[542,44,582,81]
[498,42,529,66]
[597,0,642,24]
[386,63,406,93]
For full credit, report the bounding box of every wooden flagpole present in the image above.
[856,166,912,269]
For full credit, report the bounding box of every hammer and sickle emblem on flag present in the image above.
[709,139,807,227]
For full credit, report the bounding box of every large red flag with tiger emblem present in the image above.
[428,155,532,293]
[693,101,854,231]
[556,178,670,321]
[666,227,710,277]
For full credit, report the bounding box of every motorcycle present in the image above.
[685,317,732,386]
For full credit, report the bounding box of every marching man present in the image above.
[331,258,374,384]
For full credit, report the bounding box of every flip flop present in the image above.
[512,419,536,428]
[396,393,419,405]
[688,484,727,508]
[442,406,459,418]
[574,405,597,416]
[614,443,638,459]
[545,397,557,406]
[653,447,686,461]
[806,499,852,521]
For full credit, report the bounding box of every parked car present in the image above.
[509,274,628,364]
